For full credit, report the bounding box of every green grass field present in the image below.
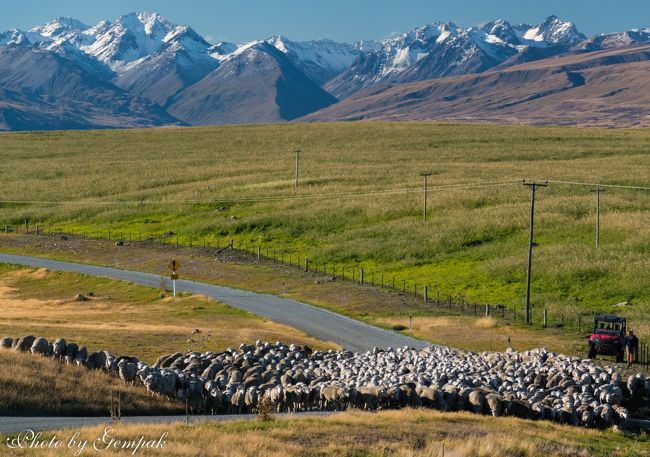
[1,122,650,328]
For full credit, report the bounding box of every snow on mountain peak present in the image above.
[516,15,585,48]
[0,29,30,46]
[29,17,89,37]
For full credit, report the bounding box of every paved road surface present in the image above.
[0,412,332,434]
[0,253,428,353]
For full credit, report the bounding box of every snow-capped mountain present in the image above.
[167,42,337,125]
[265,35,377,85]
[575,28,650,52]
[327,16,586,99]
[1,11,650,130]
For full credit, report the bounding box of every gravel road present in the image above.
[0,253,428,353]
[0,412,332,434]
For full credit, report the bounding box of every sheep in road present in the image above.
[74,346,88,366]
[52,338,66,362]
[13,335,36,352]
[30,337,49,356]
[3,334,649,430]
[0,337,12,349]
[118,360,138,385]
[85,351,107,370]
[64,343,78,364]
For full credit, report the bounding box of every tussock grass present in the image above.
[0,266,338,364]
[2,409,647,456]
[0,350,184,416]
[377,316,582,354]
[1,122,650,330]
[474,317,497,329]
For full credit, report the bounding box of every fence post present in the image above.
[543,309,548,328]
[424,286,428,303]
[4,225,7,234]
[474,304,477,316]
[304,258,309,272]
[449,295,452,309]
[359,268,364,285]
[108,229,111,241]
[36,225,39,236]
[485,304,489,318]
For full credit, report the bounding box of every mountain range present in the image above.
[2,12,650,131]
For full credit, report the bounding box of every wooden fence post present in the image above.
[543,309,548,328]
[485,304,489,318]
[359,268,364,285]
[424,286,428,303]
[304,258,309,272]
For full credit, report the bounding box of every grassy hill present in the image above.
[1,122,650,324]
[0,350,185,416]
[0,265,337,363]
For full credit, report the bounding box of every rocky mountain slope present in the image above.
[2,12,650,130]
[303,44,650,127]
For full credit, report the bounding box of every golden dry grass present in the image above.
[0,266,338,363]
[2,409,648,457]
[378,316,583,354]
[0,350,184,416]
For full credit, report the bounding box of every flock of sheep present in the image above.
[2,334,649,430]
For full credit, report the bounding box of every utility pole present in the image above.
[523,180,547,325]
[420,171,432,221]
[294,148,301,188]
[591,187,605,248]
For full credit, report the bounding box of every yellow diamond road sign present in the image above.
[168,259,180,271]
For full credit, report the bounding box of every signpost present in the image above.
[168,259,180,298]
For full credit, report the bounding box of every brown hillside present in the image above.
[304,44,650,127]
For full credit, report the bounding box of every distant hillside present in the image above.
[303,44,650,127]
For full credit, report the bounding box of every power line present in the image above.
[546,180,650,192]
[0,179,521,206]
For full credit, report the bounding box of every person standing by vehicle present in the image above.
[625,330,639,366]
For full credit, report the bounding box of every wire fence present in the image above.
[2,221,649,369]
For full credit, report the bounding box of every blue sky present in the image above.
[3,0,650,43]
